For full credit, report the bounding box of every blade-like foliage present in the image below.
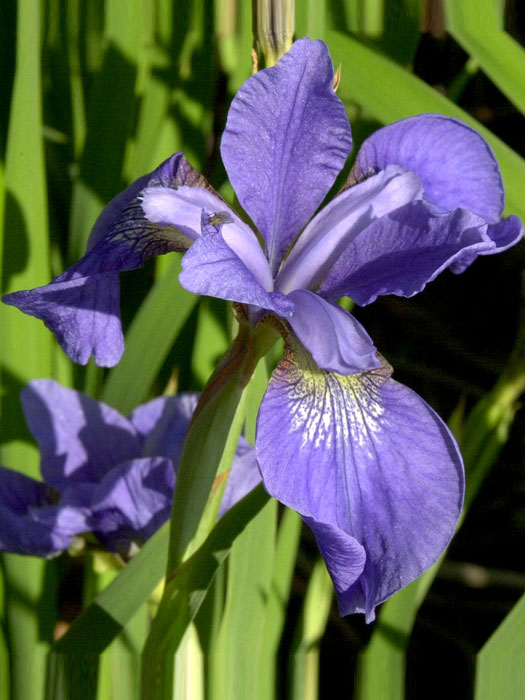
[445,0,525,116]
[475,593,525,700]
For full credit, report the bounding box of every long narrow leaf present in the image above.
[475,592,525,700]
[258,507,302,699]
[141,484,271,700]
[290,559,333,700]
[68,1,150,260]
[1,2,54,698]
[445,0,525,116]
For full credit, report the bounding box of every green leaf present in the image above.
[325,0,422,65]
[445,0,525,116]
[54,523,167,655]
[289,559,333,700]
[325,30,525,220]
[45,654,98,700]
[140,330,272,698]
[141,484,271,699]
[1,2,54,698]
[475,593,525,700]
[53,483,270,654]
[66,0,87,159]
[215,0,253,93]
[210,499,277,700]
[296,0,327,41]
[68,0,153,260]
[191,298,230,388]
[0,560,9,699]
[258,508,303,699]
[208,353,280,700]
[165,323,277,571]
[172,624,205,700]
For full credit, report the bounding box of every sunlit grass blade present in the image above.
[211,499,277,700]
[94,560,146,700]
[101,254,197,413]
[67,0,87,158]
[475,592,525,700]
[68,1,151,260]
[258,508,302,699]
[445,0,525,116]
[140,483,271,700]
[289,559,333,700]
[3,557,56,700]
[191,298,229,388]
[207,352,277,700]
[173,624,205,700]
[1,1,54,698]
[325,30,525,220]
[296,0,326,41]
[215,0,253,92]
[358,0,384,38]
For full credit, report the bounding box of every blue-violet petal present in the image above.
[221,38,352,270]
[256,343,464,620]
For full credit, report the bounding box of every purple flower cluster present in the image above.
[3,39,522,619]
[0,381,259,558]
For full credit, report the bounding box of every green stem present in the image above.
[141,320,278,699]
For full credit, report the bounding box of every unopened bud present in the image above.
[253,0,295,67]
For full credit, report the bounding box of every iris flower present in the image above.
[4,39,522,618]
[0,381,259,558]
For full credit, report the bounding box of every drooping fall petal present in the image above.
[256,341,464,620]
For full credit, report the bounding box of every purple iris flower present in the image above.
[0,380,259,558]
[3,39,522,619]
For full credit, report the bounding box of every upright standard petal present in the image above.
[318,201,497,305]
[353,114,504,222]
[286,290,381,374]
[221,38,352,269]
[0,466,72,556]
[2,152,212,366]
[21,380,140,489]
[256,340,464,620]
